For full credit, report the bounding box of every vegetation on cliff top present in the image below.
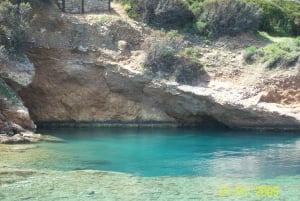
[0,0,32,61]
[143,30,204,85]
[115,0,300,71]
[246,0,300,36]
[115,0,194,28]
[244,36,300,69]
[116,0,300,37]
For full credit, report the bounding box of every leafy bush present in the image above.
[116,0,299,37]
[243,45,257,63]
[0,0,32,57]
[184,0,205,17]
[154,0,194,27]
[116,0,194,28]
[185,0,300,37]
[123,2,138,19]
[143,31,185,74]
[174,56,204,84]
[183,47,202,58]
[179,47,202,66]
[246,0,300,36]
[196,0,262,37]
[260,38,300,69]
[143,31,204,85]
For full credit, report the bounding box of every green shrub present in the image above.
[246,0,300,36]
[183,47,202,58]
[175,56,204,84]
[297,36,300,45]
[92,15,120,24]
[123,3,138,19]
[0,0,32,56]
[117,0,299,37]
[197,0,262,37]
[260,39,300,69]
[143,31,204,85]
[195,20,209,36]
[184,0,205,17]
[243,46,257,63]
[116,0,194,28]
[180,47,203,67]
[143,31,184,74]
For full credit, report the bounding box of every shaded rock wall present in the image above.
[0,58,36,134]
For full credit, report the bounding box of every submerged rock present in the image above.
[0,132,63,144]
[0,134,30,144]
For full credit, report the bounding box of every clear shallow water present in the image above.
[34,127,300,178]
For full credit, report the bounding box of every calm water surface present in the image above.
[34,127,300,178]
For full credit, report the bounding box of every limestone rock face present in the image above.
[0,56,35,89]
[15,7,300,130]
[0,77,35,140]
[0,100,36,143]
[4,106,35,130]
[20,46,300,129]
[0,47,36,143]
[20,48,173,123]
[259,75,300,105]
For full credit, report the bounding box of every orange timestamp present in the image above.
[219,185,280,197]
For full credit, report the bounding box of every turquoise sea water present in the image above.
[34,127,300,178]
[1,127,300,201]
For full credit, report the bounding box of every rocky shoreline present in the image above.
[0,131,64,144]
[0,132,39,144]
[1,3,300,144]
[0,102,38,144]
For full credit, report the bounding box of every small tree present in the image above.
[118,0,194,28]
[142,31,204,85]
[198,0,262,37]
[0,0,32,56]
[143,31,185,74]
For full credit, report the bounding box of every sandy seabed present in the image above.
[1,144,299,201]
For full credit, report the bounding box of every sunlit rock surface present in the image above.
[6,3,300,130]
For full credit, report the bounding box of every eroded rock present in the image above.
[11,5,300,130]
[0,131,63,144]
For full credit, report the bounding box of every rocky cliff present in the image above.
[0,56,37,143]
[15,3,300,129]
[2,2,300,138]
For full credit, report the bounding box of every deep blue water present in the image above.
[38,127,300,178]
